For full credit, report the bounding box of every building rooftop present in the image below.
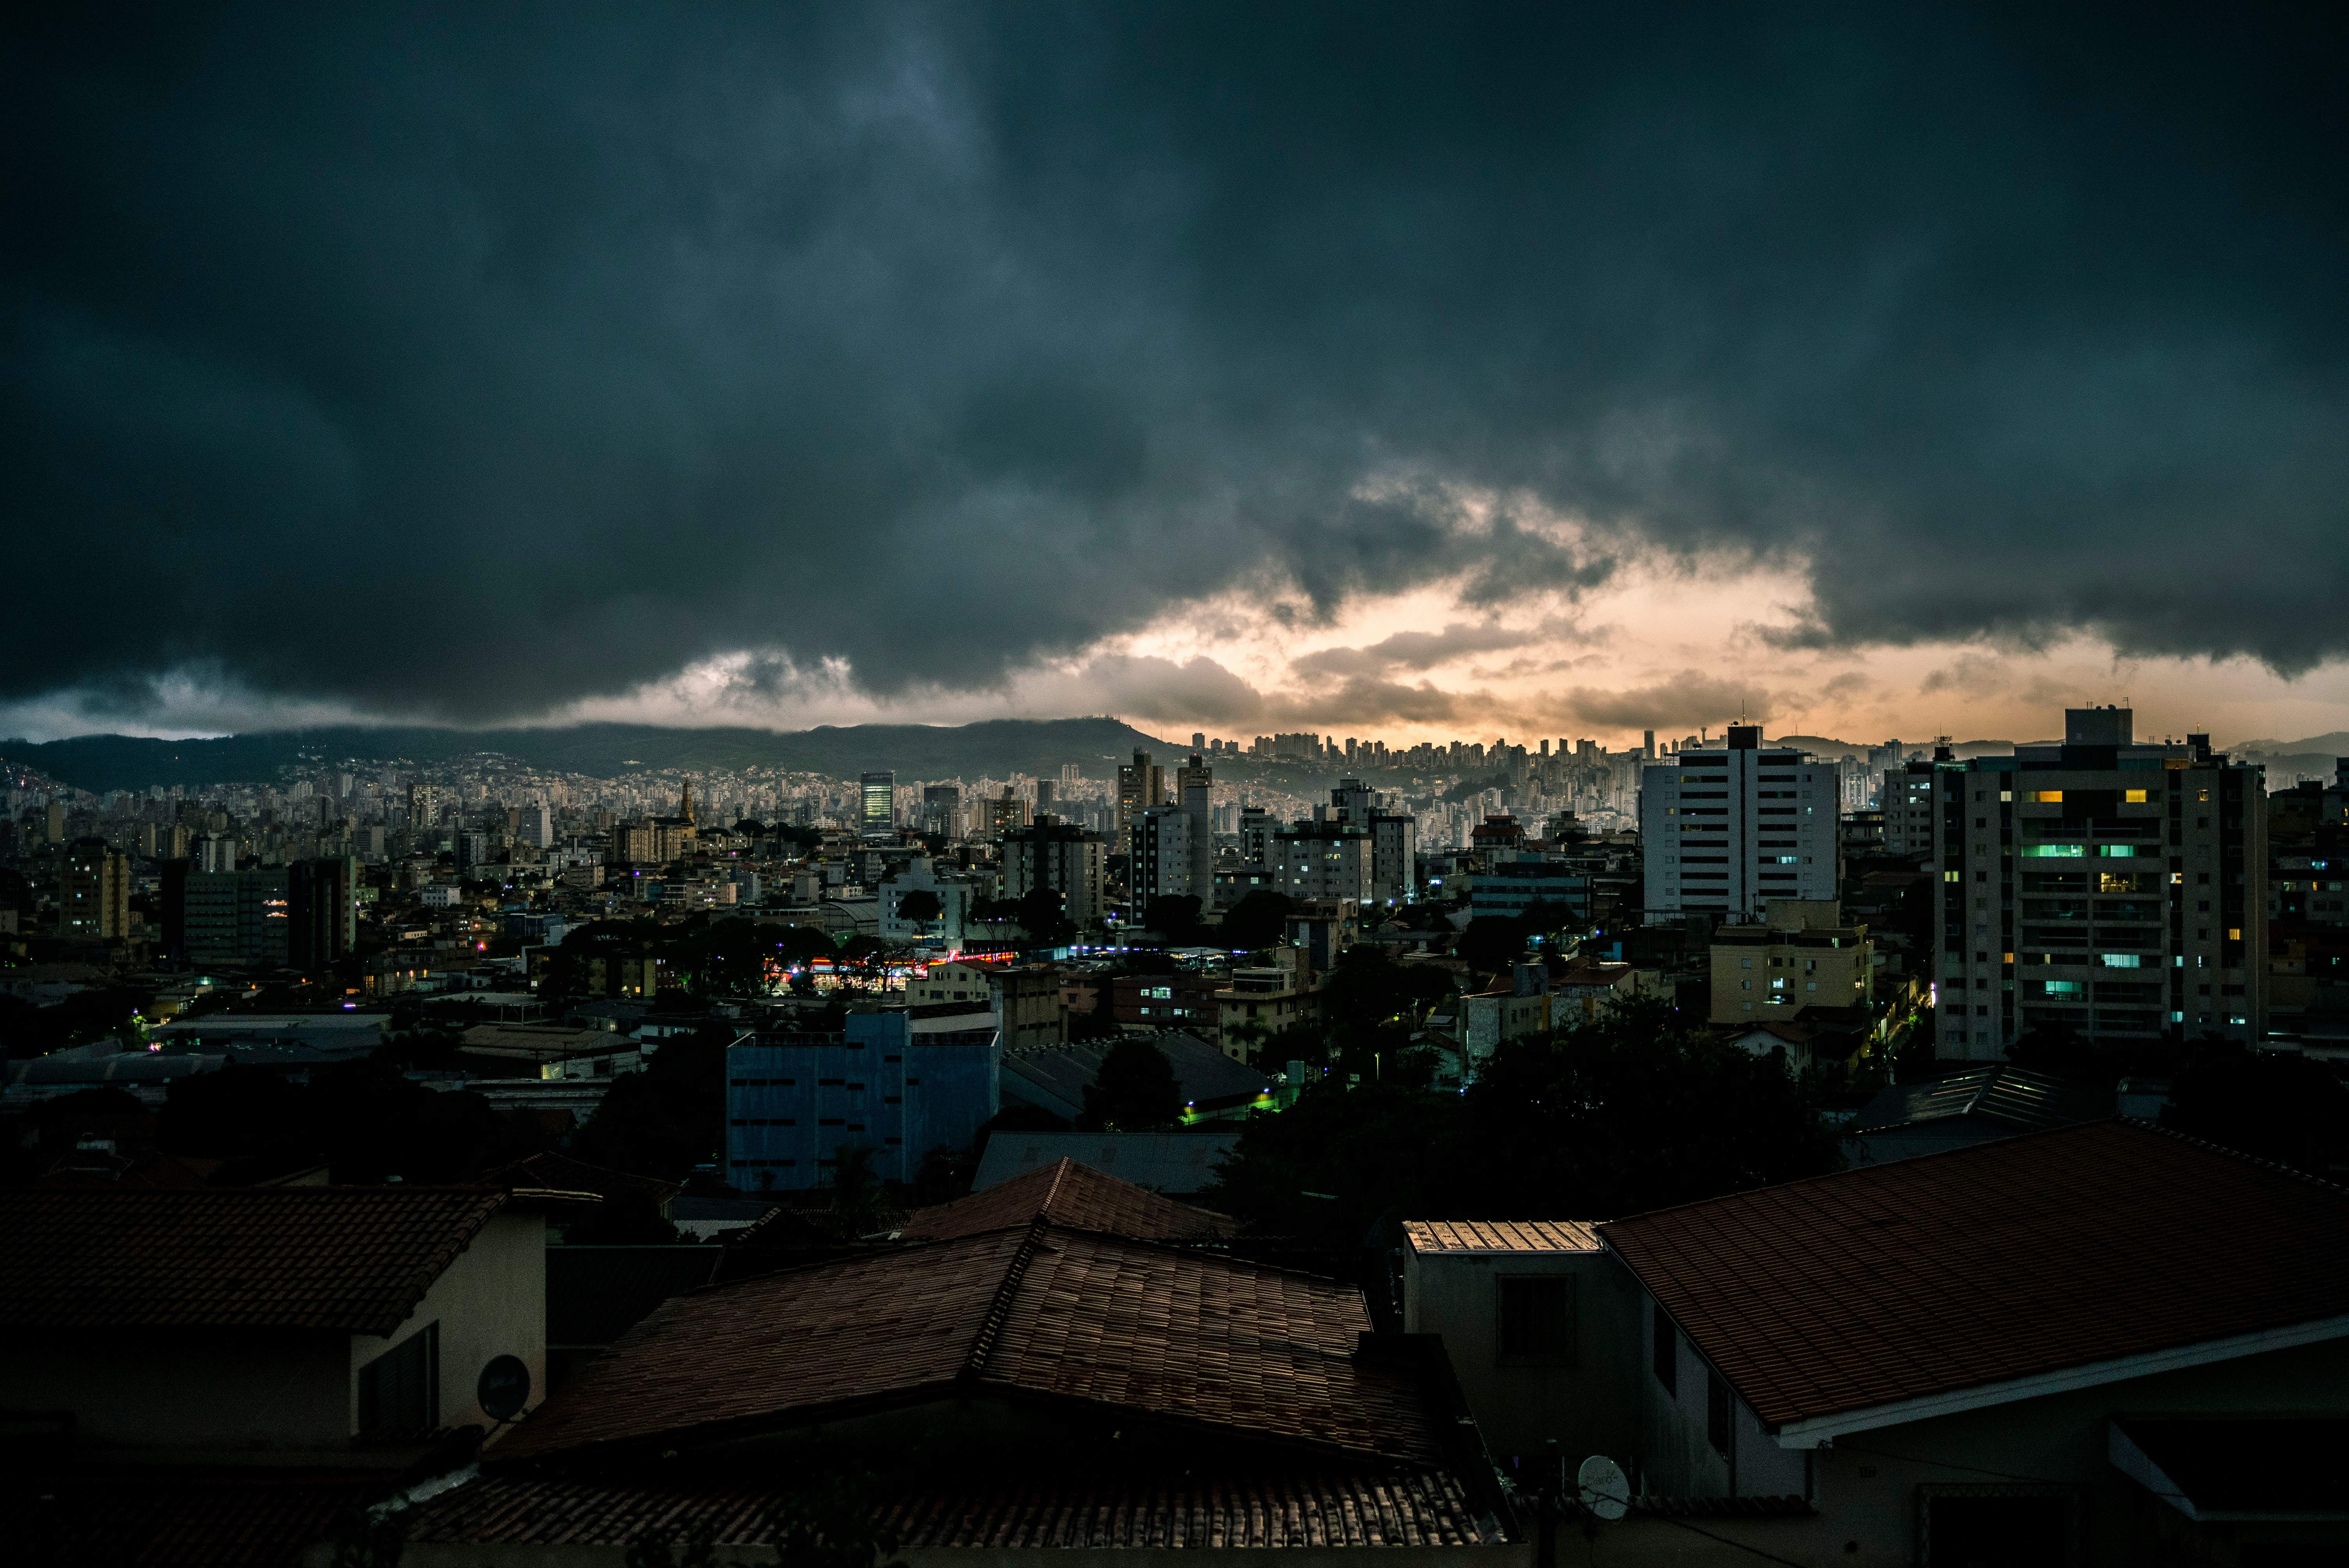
[1848,1066,2110,1137]
[904,1156,1235,1242]
[488,1223,1433,1467]
[0,1186,511,1336]
[1600,1120,2349,1432]
[1402,1219,1600,1254]
[970,1132,1242,1199]
[402,1468,1488,1551]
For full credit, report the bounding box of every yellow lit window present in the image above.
[2124,789,2148,804]
[2033,790,2064,803]
[2227,928,2242,941]
[2002,953,2014,965]
[1944,870,1960,882]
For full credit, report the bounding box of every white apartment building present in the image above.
[1639,727,1838,922]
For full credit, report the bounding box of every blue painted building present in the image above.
[1469,859,1593,925]
[725,1009,999,1190]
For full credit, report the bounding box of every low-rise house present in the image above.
[1596,1120,2349,1563]
[369,1167,1512,1564]
[1401,1220,1638,1481]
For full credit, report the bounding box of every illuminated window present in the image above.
[2227,928,2242,941]
[1944,870,1960,882]
[2097,845,2139,858]
[2032,790,2064,803]
[2022,844,2085,858]
[2099,953,2142,969]
[2044,980,2083,996]
[2124,789,2149,804]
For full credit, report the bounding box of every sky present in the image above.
[5,5,2347,752]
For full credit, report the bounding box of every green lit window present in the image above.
[2021,844,2085,858]
[2097,845,2139,858]
[2099,954,2142,969]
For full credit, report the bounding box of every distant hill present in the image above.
[1769,734,2017,760]
[2233,732,2349,758]
[0,717,1198,793]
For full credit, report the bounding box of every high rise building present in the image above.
[406,782,438,827]
[1269,820,1374,904]
[527,803,555,849]
[1116,750,1165,845]
[860,771,896,839]
[184,868,291,968]
[1881,747,1946,861]
[1176,754,1215,901]
[922,784,963,838]
[1130,803,1194,922]
[288,856,360,969]
[1001,818,1109,928]
[46,800,67,844]
[1932,708,2268,1060]
[1639,726,1838,923]
[1329,777,1415,906]
[61,837,129,940]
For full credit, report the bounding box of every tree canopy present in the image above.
[1210,996,1841,1244]
[1079,1039,1184,1131]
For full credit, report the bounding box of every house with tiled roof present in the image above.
[896,1155,1235,1243]
[1596,1119,2349,1564]
[0,1185,556,1454]
[1,1185,569,1568]
[378,1193,1515,1560]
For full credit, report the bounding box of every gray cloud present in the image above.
[6,5,2348,732]
[1565,671,1773,731]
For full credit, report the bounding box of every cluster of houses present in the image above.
[4,1108,2342,1566]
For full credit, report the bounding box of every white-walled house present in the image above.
[1597,1119,2349,1564]
[1,1185,552,1458]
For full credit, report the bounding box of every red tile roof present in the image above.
[1600,1120,2349,1428]
[1403,1219,1600,1253]
[405,1469,1488,1549]
[898,1156,1235,1242]
[491,1224,1431,1466]
[0,1187,511,1336]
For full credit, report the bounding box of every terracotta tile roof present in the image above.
[1403,1220,1600,1254]
[898,1156,1235,1243]
[479,1150,680,1206]
[491,1224,1432,1466]
[26,1467,396,1568]
[404,1469,1488,1549]
[0,1187,510,1336]
[1600,1120,2349,1429]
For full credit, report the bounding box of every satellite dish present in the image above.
[1576,1455,1629,1522]
[478,1354,531,1423]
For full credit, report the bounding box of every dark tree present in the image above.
[1080,1039,1184,1130]
[2161,1039,2349,1177]
[569,1024,733,1181]
[1217,890,1294,953]
[1143,894,1203,944]
[1015,886,1076,946]
[1455,915,1528,981]
[895,889,943,924]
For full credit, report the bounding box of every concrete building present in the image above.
[1129,802,1195,924]
[920,783,962,839]
[1880,750,1941,860]
[1114,748,1164,845]
[60,836,130,941]
[1400,1220,1635,1479]
[1000,816,1107,927]
[1933,707,2269,1060]
[1709,898,1874,1025]
[724,1009,1000,1190]
[1269,820,1374,904]
[183,867,290,968]
[876,855,980,946]
[287,855,361,969]
[1640,726,1838,922]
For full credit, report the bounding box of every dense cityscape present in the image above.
[9,7,2349,1566]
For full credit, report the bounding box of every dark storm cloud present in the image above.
[1567,671,1774,731]
[7,4,2348,728]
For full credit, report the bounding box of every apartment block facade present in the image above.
[1639,727,1838,922]
[1933,708,2268,1059]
